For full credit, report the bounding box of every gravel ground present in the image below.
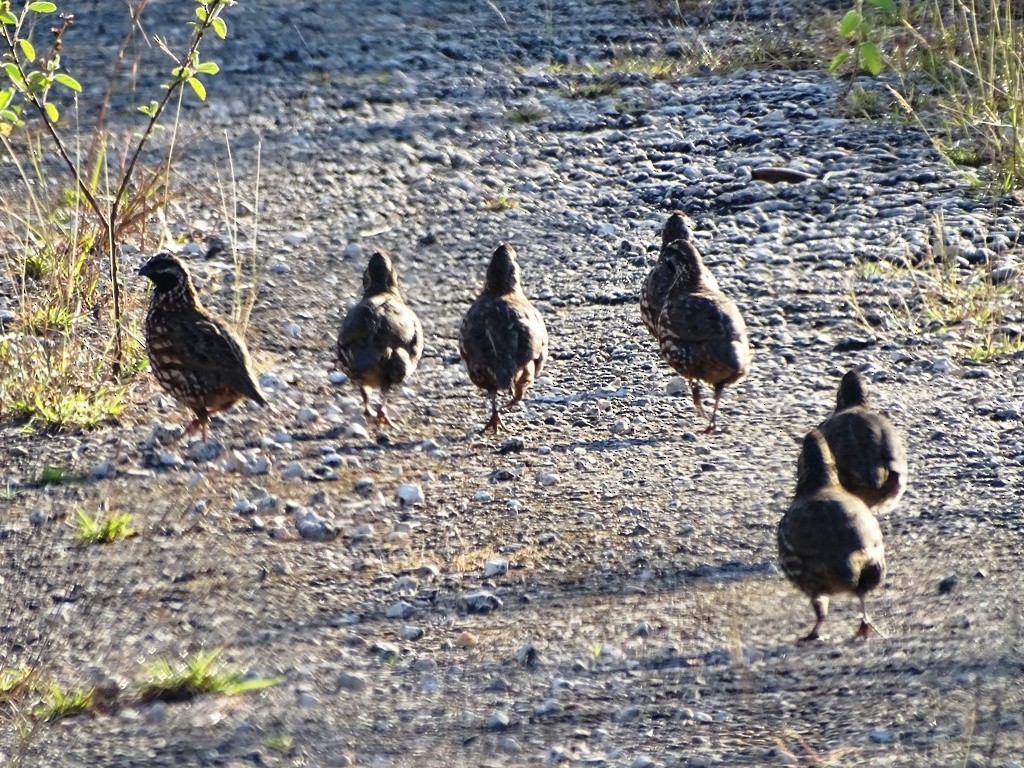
[2,1,1024,767]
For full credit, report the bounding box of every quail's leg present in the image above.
[690,380,708,420]
[481,393,503,434]
[703,384,725,434]
[359,387,374,422]
[375,392,395,427]
[798,596,828,643]
[854,595,877,639]
[182,410,210,441]
[504,365,532,410]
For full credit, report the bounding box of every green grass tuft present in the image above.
[138,649,281,703]
[75,509,136,545]
[32,682,93,721]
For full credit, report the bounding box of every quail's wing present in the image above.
[658,292,747,344]
[338,301,389,376]
[179,310,265,404]
[381,296,424,363]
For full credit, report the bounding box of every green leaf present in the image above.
[0,11,18,24]
[859,42,884,75]
[43,101,58,122]
[27,1,57,11]
[171,66,189,79]
[195,6,208,21]
[866,0,898,12]
[839,10,863,36]
[828,51,849,74]
[195,61,219,75]
[138,100,158,117]
[18,39,35,62]
[186,76,206,100]
[0,88,12,111]
[3,62,25,88]
[212,16,227,39]
[53,73,81,92]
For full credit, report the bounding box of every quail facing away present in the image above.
[640,212,720,338]
[654,228,750,433]
[778,429,887,643]
[808,370,908,514]
[459,243,548,434]
[140,252,267,440]
[336,250,424,427]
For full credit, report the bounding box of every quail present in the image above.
[778,429,887,642]
[336,250,424,427]
[808,370,908,513]
[459,242,548,434]
[654,230,750,433]
[140,252,267,439]
[640,212,719,338]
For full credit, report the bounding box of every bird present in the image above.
[459,242,548,434]
[336,250,424,427]
[639,212,720,338]
[140,252,266,440]
[777,429,887,643]
[809,370,908,514]
[653,226,749,433]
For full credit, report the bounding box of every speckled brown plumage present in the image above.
[778,429,887,643]
[140,252,266,439]
[640,213,721,338]
[459,243,548,434]
[336,250,424,427]
[809,370,908,514]
[654,229,749,433]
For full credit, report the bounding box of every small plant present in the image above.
[0,1,238,429]
[138,649,281,703]
[965,334,1024,363]
[504,105,547,124]
[263,733,294,755]
[35,465,82,485]
[830,0,900,77]
[0,667,33,699]
[558,78,620,99]
[75,509,135,545]
[483,194,519,211]
[32,681,93,721]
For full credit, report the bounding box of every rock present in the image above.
[938,574,958,595]
[536,471,560,487]
[371,642,400,662]
[385,601,415,619]
[497,737,522,754]
[630,757,656,768]
[514,642,542,667]
[486,710,511,731]
[335,672,369,693]
[456,631,478,648]
[296,407,319,426]
[484,559,508,577]
[399,626,423,641]
[498,437,525,454]
[614,705,642,724]
[535,698,562,717]
[868,728,897,744]
[294,508,339,541]
[187,440,223,463]
[284,231,308,246]
[460,590,502,614]
[396,483,424,506]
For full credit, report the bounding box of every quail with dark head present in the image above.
[654,229,749,433]
[808,370,908,513]
[459,243,548,434]
[336,250,424,427]
[778,429,887,643]
[140,252,267,439]
[640,213,719,338]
